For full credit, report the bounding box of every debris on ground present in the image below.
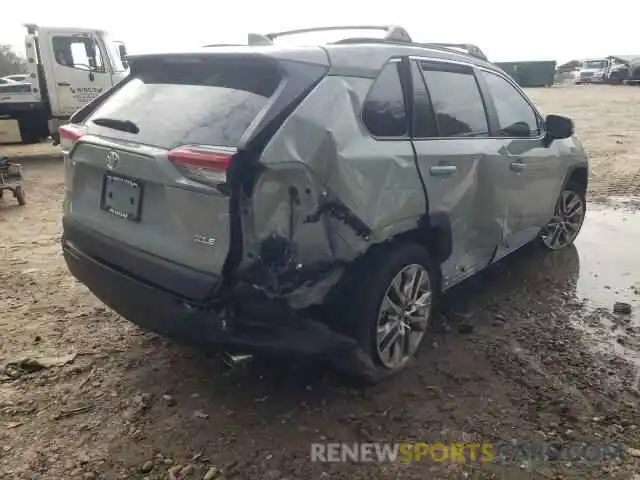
[162,394,177,406]
[613,301,633,314]
[627,447,640,458]
[2,353,76,379]
[140,460,154,473]
[203,467,220,480]
[54,405,93,420]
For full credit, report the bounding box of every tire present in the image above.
[14,187,26,206]
[18,117,40,144]
[537,182,585,251]
[333,242,440,382]
[17,114,48,144]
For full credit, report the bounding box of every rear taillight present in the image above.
[58,124,87,153]
[168,145,236,185]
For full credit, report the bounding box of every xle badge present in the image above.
[193,234,216,246]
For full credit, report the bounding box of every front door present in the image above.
[409,59,503,289]
[41,29,114,117]
[476,68,563,255]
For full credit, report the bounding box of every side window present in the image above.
[362,61,407,137]
[479,70,539,137]
[410,61,438,138]
[420,62,489,138]
[53,36,105,72]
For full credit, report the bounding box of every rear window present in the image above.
[85,58,281,149]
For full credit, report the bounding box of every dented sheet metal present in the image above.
[412,138,502,289]
[240,76,427,308]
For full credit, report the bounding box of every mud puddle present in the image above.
[572,202,640,370]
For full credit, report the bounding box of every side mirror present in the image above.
[543,114,573,147]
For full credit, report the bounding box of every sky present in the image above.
[1,0,638,64]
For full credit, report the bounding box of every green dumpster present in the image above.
[494,61,557,87]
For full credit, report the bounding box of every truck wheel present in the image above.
[18,117,40,144]
[335,242,440,382]
[14,187,26,206]
[17,114,48,144]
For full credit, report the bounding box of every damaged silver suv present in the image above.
[60,26,588,381]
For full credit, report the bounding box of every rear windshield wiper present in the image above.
[91,117,140,134]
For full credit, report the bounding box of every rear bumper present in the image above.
[61,218,358,359]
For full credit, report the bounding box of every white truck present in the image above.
[574,56,637,85]
[0,24,129,144]
[575,58,610,84]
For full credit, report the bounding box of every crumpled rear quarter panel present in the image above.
[240,75,427,308]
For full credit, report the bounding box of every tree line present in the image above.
[0,45,27,77]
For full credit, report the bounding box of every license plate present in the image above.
[100,174,143,221]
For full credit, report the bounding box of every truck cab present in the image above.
[576,58,610,84]
[0,24,128,144]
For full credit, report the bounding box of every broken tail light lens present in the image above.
[58,124,87,193]
[58,124,87,154]
[168,145,236,185]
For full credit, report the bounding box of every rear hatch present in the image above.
[62,52,315,300]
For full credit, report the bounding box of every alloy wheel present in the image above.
[540,189,585,250]
[375,264,432,369]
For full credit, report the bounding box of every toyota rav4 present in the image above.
[59,26,588,381]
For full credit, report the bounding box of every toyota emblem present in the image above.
[105,150,120,170]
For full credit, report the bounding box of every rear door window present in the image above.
[85,58,282,149]
[419,61,489,138]
[362,61,408,137]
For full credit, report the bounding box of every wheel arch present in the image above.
[562,164,589,196]
[390,212,452,266]
[324,211,452,304]
[369,210,451,262]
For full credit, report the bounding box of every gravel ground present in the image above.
[1,85,639,480]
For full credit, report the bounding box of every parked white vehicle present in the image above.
[576,58,610,84]
[0,24,129,144]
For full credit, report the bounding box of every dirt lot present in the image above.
[528,85,640,201]
[1,85,640,480]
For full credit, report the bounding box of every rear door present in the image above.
[40,29,114,117]
[409,59,503,288]
[64,56,285,287]
[476,67,563,253]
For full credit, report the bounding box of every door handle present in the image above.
[429,165,458,177]
[510,161,527,172]
[57,82,70,87]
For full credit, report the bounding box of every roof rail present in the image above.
[247,33,274,46]
[247,25,412,45]
[422,42,488,61]
[245,25,488,61]
[333,38,489,61]
[202,43,246,47]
